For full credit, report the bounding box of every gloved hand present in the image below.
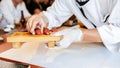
[26,12,48,35]
[49,25,83,49]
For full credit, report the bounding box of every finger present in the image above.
[26,22,30,32]
[39,18,46,33]
[40,25,44,33]
[27,16,35,32]
[28,19,34,33]
[30,20,38,35]
[56,35,73,48]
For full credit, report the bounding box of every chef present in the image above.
[27,0,120,53]
[0,0,31,32]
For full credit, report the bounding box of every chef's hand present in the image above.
[26,13,48,35]
[49,25,83,49]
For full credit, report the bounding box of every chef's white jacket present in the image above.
[42,0,120,53]
[0,0,30,29]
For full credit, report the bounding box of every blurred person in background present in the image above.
[0,0,28,68]
[0,0,31,32]
[24,0,54,14]
[25,0,42,14]
[40,0,54,10]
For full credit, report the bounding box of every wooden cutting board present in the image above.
[7,32,61,48]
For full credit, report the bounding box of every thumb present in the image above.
[55,34,74,48]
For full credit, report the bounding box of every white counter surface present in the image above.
[0,42,120,68]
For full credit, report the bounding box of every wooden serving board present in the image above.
[7,32,61,48]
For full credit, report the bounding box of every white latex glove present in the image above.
[26,12,48,35]
[49,25,83,49]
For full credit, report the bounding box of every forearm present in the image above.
[81,28,102,42]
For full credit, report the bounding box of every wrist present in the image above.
[70,25,83,42]
[75,27,83,42]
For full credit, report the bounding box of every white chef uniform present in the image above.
[0,0,30,29]
[42,0,120,53]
